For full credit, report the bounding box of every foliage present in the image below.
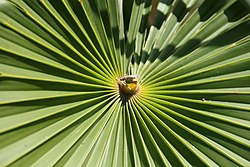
[0,0,250,166]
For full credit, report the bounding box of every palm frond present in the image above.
[0,0,250,166]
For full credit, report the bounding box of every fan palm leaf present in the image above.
[0,0,250,166]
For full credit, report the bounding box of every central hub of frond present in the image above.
[117,75,139,96]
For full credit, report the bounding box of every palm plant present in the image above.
[0,0,250,166]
